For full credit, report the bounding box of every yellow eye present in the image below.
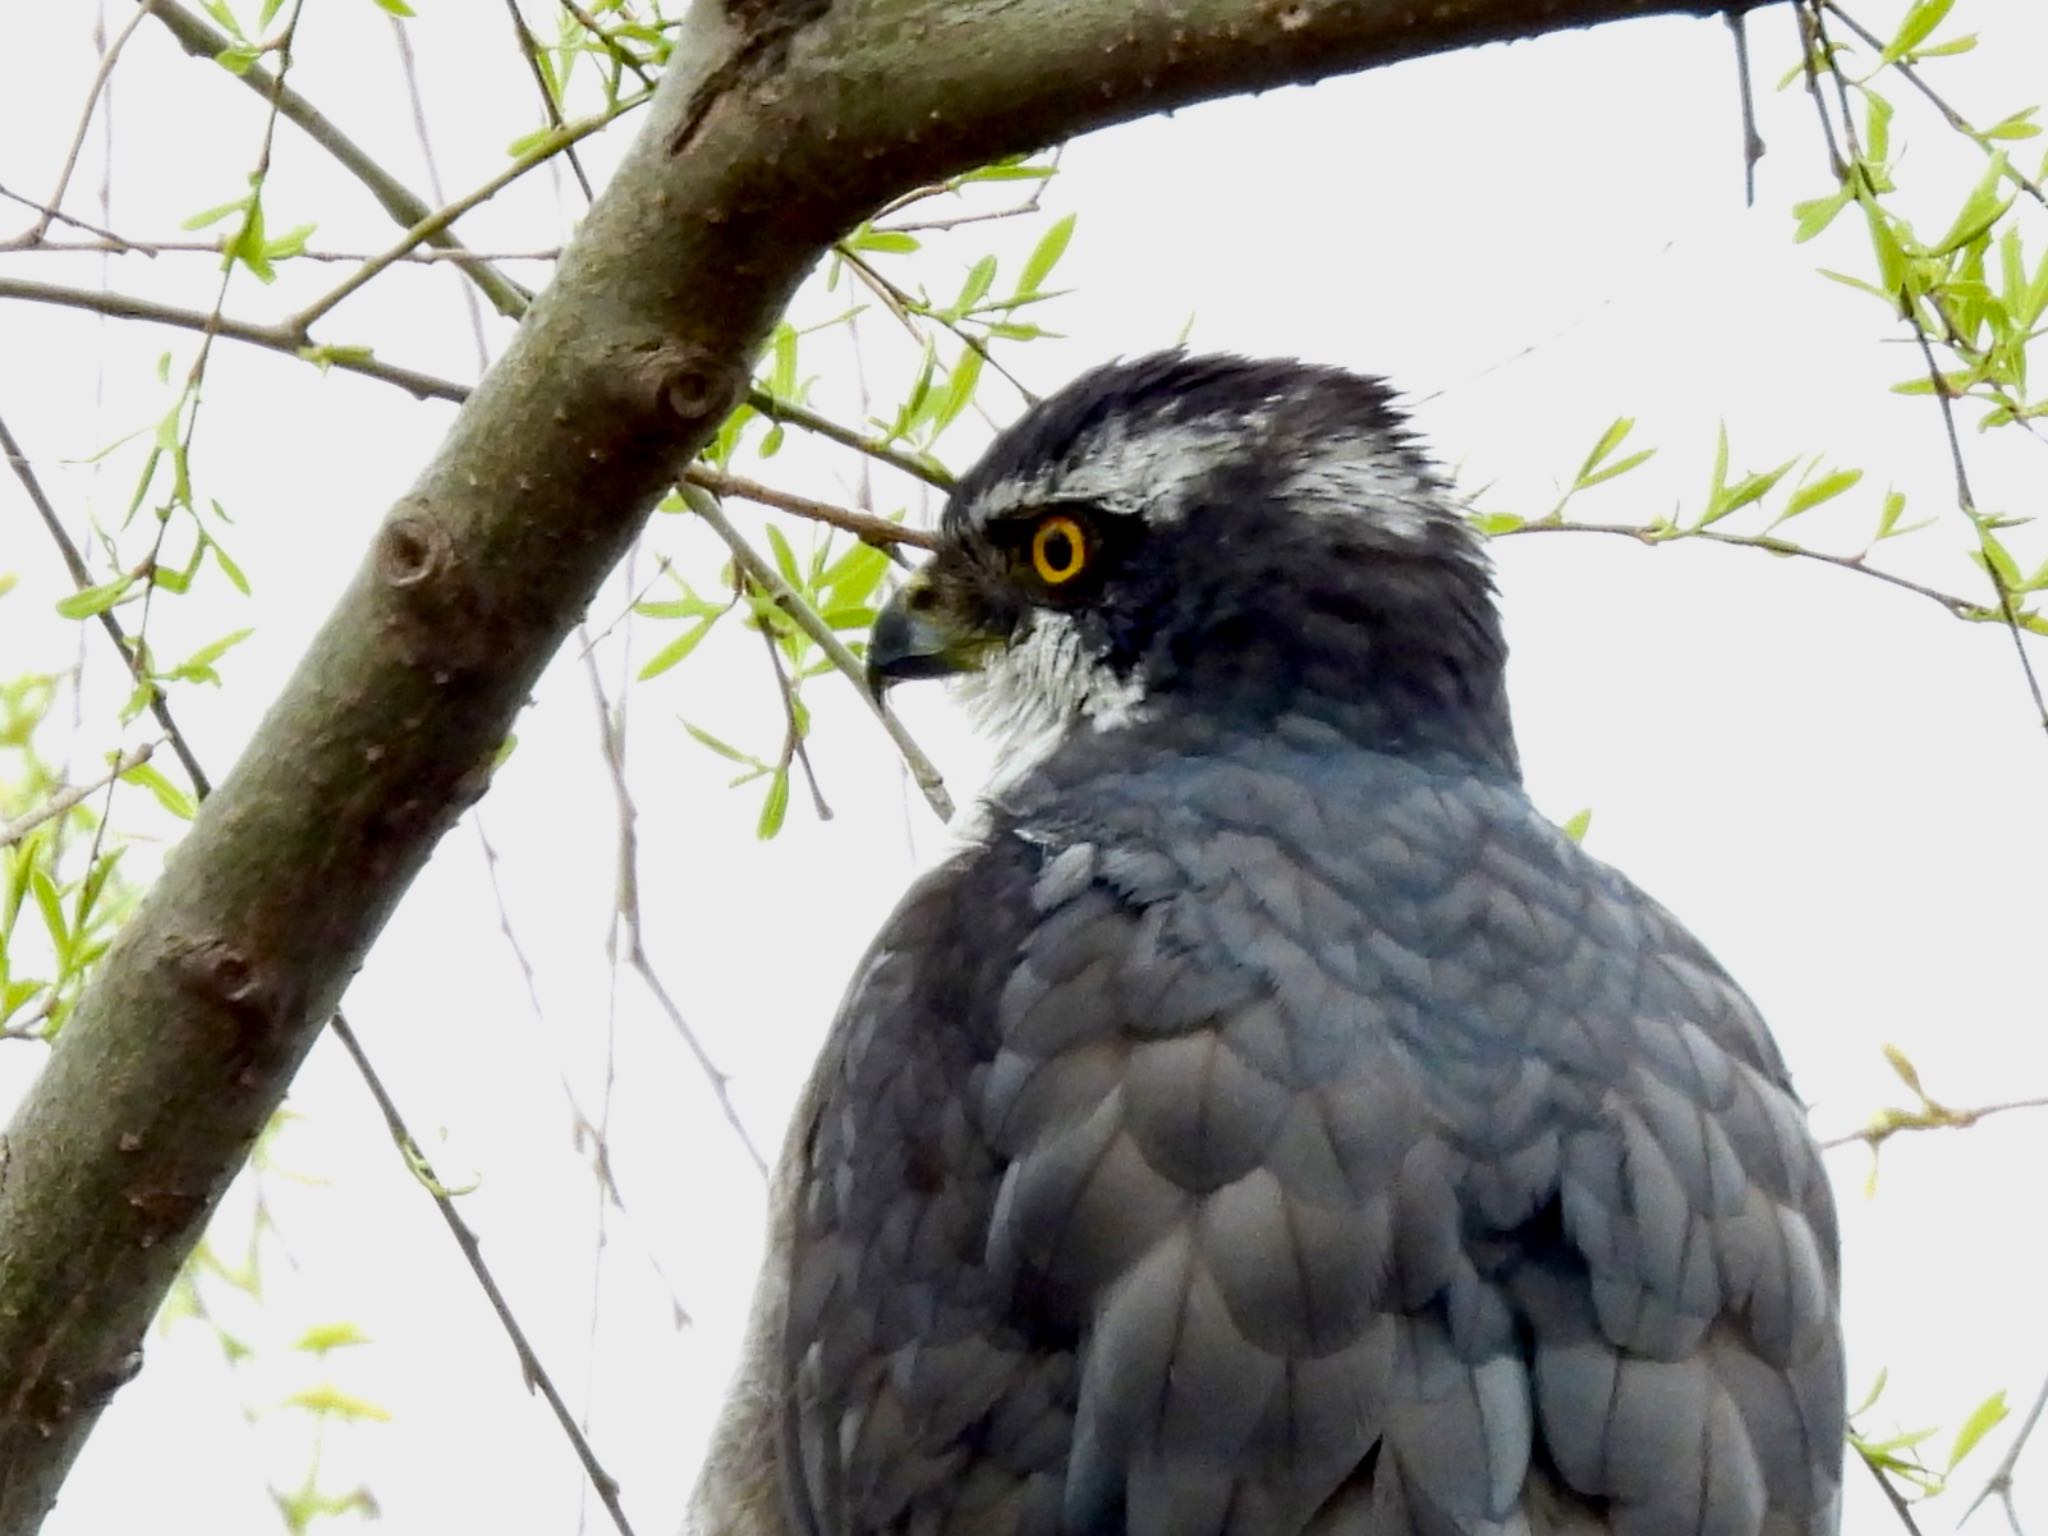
[1031,514,1088,585]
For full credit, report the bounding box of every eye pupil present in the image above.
[1032,516,1086,584]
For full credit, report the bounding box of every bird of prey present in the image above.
[689,354,1844,1536]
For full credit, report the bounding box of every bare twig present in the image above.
[1864,1451,1930,1536]
[836,243,1035,403]
[748,386,954,489]
[8,409,636,1532]
[690,491,954,822]
[743,576,834,823]
[470,818,694,1327]
[684,466,936,551]
[578,640,770,1178]
[1724,9,1764,207]
[556,0,656,89]
[1905,323,2048,737]
[388,16,492,374]
[1965,1366,2048,1534]
[2,237,563,263]
[0,408,211,795]
[140,0,531,317]
[288,91,646,333]
[0,743,158,849]
[22,2,155,245]
[326,1015,639,1536]
[503,0,597,203]
[0,277,470,401]
[1820,1,2048,212]
[1821,1092,2048,1151]
[1496,517,2018,625]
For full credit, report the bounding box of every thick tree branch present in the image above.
[0,0,1743,1522]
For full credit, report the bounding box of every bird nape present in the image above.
[690,353,1844,1536]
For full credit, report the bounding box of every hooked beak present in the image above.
[865,567,1002,697]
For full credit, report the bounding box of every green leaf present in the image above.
[295,1321,371,1355]
[1469,512,1525,537]
[123,761,197,821]
[1019,213,1077,295]
[848,228,919,255]
[209,538,251,595]
[1793,190,1851,243]
[956,255,998,314]
[1930,153,2014,258]
[214,44,261,74]
[765,523,801,587]
[169,627,254,684]
[1780,467,1863,519]
[284,1386,392,1423]
[30,870,69,960]
[370,0,417,13]
[756,767,790,840]
[932,348,985,437]
[637,619,714,680]
[1580,448,1655,490]
[1986,106,2041,141]
[1947,1391,2009,1472]
[56,574,135,620]
[181,195,250,233]
[1863,89,1894,164]
[681,721,760,768]
[1561,808,1593,844]
[1883,0,1954,63]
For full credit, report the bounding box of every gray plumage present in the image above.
[689,354,1843,1536]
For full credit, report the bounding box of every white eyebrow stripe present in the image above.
[971,411,1266,526]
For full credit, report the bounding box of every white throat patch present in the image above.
[954,608,1147,788]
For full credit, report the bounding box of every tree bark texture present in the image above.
[0,0,1735,1525]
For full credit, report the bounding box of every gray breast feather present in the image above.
[767,748,1843,1536]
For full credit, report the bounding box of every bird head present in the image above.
[867,353,1517,776]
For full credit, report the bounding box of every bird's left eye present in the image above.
[1031,514,1088,585]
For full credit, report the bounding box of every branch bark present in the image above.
[0,0,1735,1523]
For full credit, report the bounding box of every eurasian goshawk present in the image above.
[689,354,1845,1536]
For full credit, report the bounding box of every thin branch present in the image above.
[503,0,597,204]
[24,2,155,245]
[1496,517,2015,624]
[7,404,636,1531]
[1820,1,2048,212]
[470,819,695,1328]
[288,92,646,333]
[141,0,531,318]
[1906,322,2048,737]
[325,1014,639,1536]
[744,577,834,823]
[0,277,470,401]
[1864,1451,1930,1536]
[0,743,158,849]
[576,639,769,1178]
[748,386,954,489]
[1820,1092,2048,1151]
[555,0,656,89]
[1724,9,1763,208]
[0,182,130,246]
[836,243,1035,403]
[388,15,492,375]
[0,407,212,795]
[689,491,954,822]
[1965,1366,2048,1534]
[2,237,564,263]
[684,466,936,551]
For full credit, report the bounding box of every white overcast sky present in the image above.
[2,2,2046,1534]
